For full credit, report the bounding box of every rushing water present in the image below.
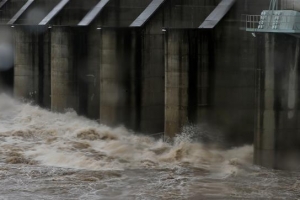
[0,94,300,199]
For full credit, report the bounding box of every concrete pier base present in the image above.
[41,30,51,108]
[164,30,189,138]
[14,27,39,102]
[86,28,100,119]
[51,27,78,112]
[100,28,141,129]
[255,33,300,170]
[14,27,50,107]
[164,29,212,139]
[139,18,165,134]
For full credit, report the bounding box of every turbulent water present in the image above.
[0,94,300,199]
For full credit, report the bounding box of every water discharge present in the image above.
[0,93,299,199]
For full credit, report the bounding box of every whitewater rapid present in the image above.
[0,93,252,173]
[0,93,299,199]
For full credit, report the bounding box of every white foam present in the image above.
[0,93,253,172]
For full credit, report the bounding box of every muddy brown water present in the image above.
[0,94,299,200]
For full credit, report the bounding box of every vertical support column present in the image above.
[100,28,140,129]
[14,27,39,102]
[140,21,165,134]
[255,33,276,168]
[86,28,100,119]
[74,28,88,116]
[195,31,212,124]
[40,29,51,108]
[255,33,300,170]
[164,30,189,138]
[51,27,78,112]
[14,27,51,107]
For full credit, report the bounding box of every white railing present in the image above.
[243,14,300,32]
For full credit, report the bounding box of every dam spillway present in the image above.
[0,0,299,170]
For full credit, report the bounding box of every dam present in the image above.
[0,0,300,200]
[0,0,298,168]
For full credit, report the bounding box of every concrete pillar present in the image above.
[255,33,276,169]
[14,27,50,107]
[71,28,100,119]
[193,31,212,125]
[51,27,78,112]
[140,13,165,134]
[164,29,212,139]
[100,28,140,129]
[255,33,300,170]
[137,0,218,136]
[86,28,100,119]
[164,30,189,138]
[204,0,262,146]
[41,31,51,108]
[14,27,39,102]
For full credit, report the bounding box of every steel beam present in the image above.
[130,0,164,27]
[199,0,236,29]
[78,0,110,26]
[0,0,8,10]
[7,0,34,25]
[39,0,69,25]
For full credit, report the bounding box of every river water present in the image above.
[0,93,299,199]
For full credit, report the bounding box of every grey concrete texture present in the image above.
[63,28,100,118]
[133,9,165,133]
[255,33,300,169]
[51,27,79,112]
[85,28,100,119]
[100,29,140,129]
[42,31,51,108]
[51,27,100,115]
[14,27,51,108]
[207,0,264,145]
[255,149,300,170]
[161,0,270,145]
[13,29,35,101]
[163,27,255,144]
[164,30,189,138]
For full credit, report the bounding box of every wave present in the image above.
[0,93,253,177]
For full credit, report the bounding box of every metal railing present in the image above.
[243,14,300,32]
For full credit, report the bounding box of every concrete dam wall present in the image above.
[0,0,299,169]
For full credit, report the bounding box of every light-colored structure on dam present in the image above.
[246,0,300,169]
[1,0,300,169]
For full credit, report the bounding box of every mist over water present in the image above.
[0,93,299,199]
